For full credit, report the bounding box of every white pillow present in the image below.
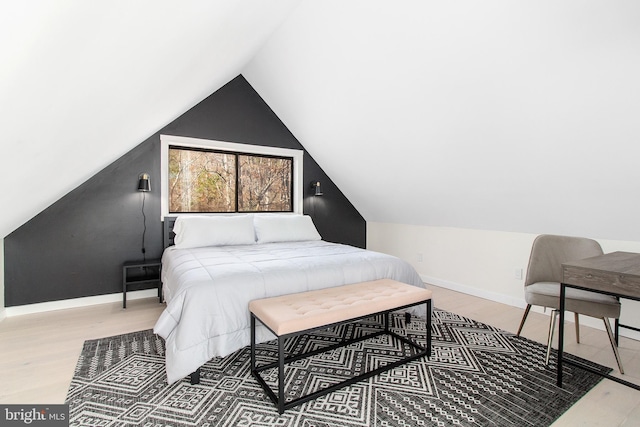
[173,215,255,248]
[254,215,322,244]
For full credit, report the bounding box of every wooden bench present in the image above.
[249,278,432,414]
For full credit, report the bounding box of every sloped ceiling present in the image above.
[3,1,640,242]
[0,0,300,238]
[244,1,640,241]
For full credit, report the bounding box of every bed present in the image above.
[153,214,426,384]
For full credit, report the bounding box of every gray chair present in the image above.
[516,234,623,372]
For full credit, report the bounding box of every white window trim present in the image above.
[160,135,304,219]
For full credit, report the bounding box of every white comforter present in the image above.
[153,240,425,384]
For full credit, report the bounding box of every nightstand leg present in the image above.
[122,267,127,309]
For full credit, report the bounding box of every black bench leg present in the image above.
[278,336,285,414]
[190,368,201,385]
[251,313,256,373]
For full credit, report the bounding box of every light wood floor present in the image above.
[1,286,640,426]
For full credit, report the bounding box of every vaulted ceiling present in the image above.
[3,1,640,241]
[0,0,300,238]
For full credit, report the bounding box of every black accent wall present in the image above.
[4,75,365,307]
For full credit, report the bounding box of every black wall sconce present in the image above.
[137,173,151,260]
[138,173,151,192]
[311,181,323,196]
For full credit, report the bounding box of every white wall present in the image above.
[368,223,533,305]
[368,222,640,340]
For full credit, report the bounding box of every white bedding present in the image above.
[153,240,425,384]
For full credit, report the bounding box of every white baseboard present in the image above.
[4,289,159,317]
[421,274,528,309]
[422,274,640,342]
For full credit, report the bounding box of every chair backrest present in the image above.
[525,234,603,286]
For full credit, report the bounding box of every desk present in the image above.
[557,251,640,389]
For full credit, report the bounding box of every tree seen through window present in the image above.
[169,146,293,213]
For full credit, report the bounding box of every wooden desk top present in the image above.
[562,251,640,299]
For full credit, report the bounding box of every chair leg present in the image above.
[517,304,532,336]
[545,310,559,365]
[574,312,580,344]
[603,318,624,374]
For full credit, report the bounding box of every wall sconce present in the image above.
[137,173,150,261]
[138,173,151,192]
[311,181,323,196]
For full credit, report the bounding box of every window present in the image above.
[168,146,293,213]
[161,135,303,218]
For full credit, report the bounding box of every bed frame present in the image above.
[163,216,177,249]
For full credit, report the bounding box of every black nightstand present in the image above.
[122,259,162,308]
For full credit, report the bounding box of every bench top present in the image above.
[249,279,432,336]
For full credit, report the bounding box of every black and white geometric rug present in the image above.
[66,310,609,426]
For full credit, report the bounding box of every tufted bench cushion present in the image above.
[249,279,433,336]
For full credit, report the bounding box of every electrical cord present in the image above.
[141,191,147,262]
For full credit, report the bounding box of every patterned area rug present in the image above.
[66,310,609,426]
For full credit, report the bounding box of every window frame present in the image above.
[160,135,304,219]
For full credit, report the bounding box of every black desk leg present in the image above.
[427,299,432,357]
[557,283,566,387]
